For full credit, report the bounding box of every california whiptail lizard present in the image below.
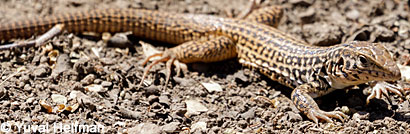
[0,6,404,123]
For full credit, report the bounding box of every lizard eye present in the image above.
[358,55,368,65]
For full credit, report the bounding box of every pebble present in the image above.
[20,75,30,83]
[39,55,48,64]
[233,70,248,83]
[185,99,208,116]
[81,74,96,85]
[26,97,35,104]
[286,111,302,122]
[173,77,196,87]
[341,106,350,114]
[346,9,360,20]
[352,111,369,121]
[10,101,20,110]
[84,84,105,92]
[51,94,67,104]
[101,81,112,87]
[32,66,48,77]
[159,95,170,106]
[398,25,409,38]
[145,85,160,95]
[51,54,71,78]
[299,7,315,23]
[107,33,132,48]
[148,95,159,104]
[162,122,180,133]
[191,121,207,132]
[127,123,161,134]
[201,81,222,92]
[240,107,255,120]
[237,120,248,129]
[119,107,142,119]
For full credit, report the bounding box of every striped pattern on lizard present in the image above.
[0,5,404,123]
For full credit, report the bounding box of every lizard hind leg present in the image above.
[137,53,170,89]
[137,51,187,90]
[137,36,236,90]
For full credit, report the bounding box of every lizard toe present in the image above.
[307,108,348,123]
[366,81,404,104]
[137,52,170,90]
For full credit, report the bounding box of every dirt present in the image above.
[0,0,410,133]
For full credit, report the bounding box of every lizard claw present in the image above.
[366,81,404,104]
[306,108,348,123]
[137,51,187,90]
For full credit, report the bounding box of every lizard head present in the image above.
[325,41,401,88]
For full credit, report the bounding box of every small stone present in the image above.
[51,94,67,104]
[119,107,142,119]
[127,123,161,134]
[237,120,248,129]
[374,25,394,41]
[299,7,315,23]
[10,101,20,110]
[93,79,102,84]
[26,97,35,104]
[185,99,208,116]
[51,54,71,78]
[201,81,222,92]
[23,84,31,92]
[32,67,48,77]
[233,70,248,82]
[240,107,255,120]
[352,111,369,121]
[20,75,30,83]
[69,91,80,99]
[81,74,96,85]
[159,95,170,106]
[85,84,105,92]
[398,25,409,38]
[145,85,160,95]
[162,122,180,133]
[191,121,207,132]
[346,9,360,20]
[173,77,196,87]
[107,33,132,48]
[114,122,126,127]
[341,106,350,114]
[101,81,112,87]
[148,95,159,104]
[40,55,48,64]
[286,111,303,122]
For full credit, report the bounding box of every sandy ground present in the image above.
[0,0,409,133]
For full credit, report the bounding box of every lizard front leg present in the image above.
[366,81,405,104]
[291,81,348,123]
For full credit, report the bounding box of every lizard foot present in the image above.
[137,51,187,90]
[366,81,404,104]
[306,108,348,123]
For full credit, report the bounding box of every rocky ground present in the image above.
[0,0,409,133]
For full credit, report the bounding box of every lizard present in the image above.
[0,5,405,123]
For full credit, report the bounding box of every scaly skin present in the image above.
[0,6,403,123]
